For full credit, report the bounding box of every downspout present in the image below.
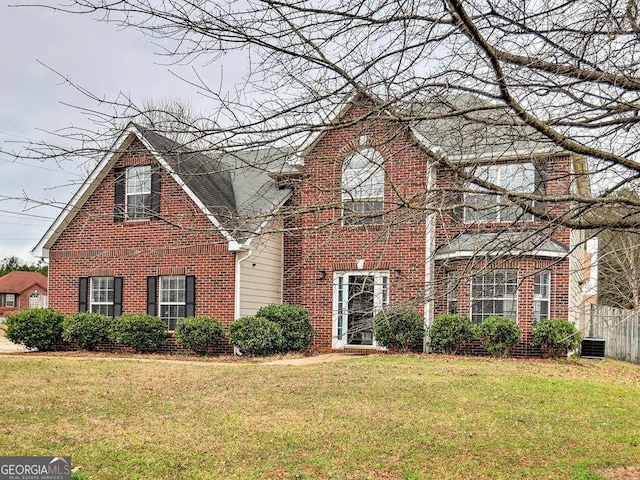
[233,247,252,355]
[423,163,436,353]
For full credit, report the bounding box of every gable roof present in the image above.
[134,126,293,242]
[0,271,47,294]
[33,124,293,257]
[410,94,561,161]
[296,90,563,163]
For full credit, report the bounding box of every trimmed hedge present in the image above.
[373,307,424,352]
[532,318,582,358]
[63,312,113,350]
[229,316,284,356]
[428,314,474,354]
[474,316,521,357]
[255,303,314,352]
[175,316,225,355]
[111,314,167,353]
[5,308,65,351]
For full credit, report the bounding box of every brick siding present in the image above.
[48,138,237,327]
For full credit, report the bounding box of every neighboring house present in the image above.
[0,271,48,316]
[34,93,592,354]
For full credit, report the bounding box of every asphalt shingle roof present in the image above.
[435,231,569,257]
[411,94,559,160]
[0,271,47,294]
[135,125,292,241]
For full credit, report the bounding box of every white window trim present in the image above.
[341,148,385,226]
[534,271,551,324]
[159,275,186,331]
[332,270,389,349]
[125,165,152,221]
[29,292,41,309]
[463,163,535,224]
[90,277,114,316]
[469,270,519,324]
[5,294,15,308]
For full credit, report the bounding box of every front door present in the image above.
[334,272,389,348]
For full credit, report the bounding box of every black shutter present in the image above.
[114,167,125,223]
[78,277,88,313]
[185,275,196,318]
[150,170,161,220]
[113,277,123,317]
[147,276,158,316]
[533,158,548,215]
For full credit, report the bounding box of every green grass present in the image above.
[0,355,638,479]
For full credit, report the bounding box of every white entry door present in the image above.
[333,271,389,348]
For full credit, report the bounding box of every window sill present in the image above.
[124,218,152,223]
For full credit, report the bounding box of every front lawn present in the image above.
[0,355,638,479]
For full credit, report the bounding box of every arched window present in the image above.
[29,292,41,309]
[342,148,384,225]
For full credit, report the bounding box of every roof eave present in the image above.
[433,249,568,261]
[32,125,140,257]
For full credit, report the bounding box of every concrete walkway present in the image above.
[0,335,29,353]
[0,348,356,365]
[261,353,355,365]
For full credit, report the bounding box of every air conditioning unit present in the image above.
[581,338,605,359]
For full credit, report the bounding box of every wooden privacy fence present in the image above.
[586,304,640,364]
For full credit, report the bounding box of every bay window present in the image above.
[471,270,518,324]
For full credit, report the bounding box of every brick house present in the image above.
[0,271,48,316]
[34,94,591,354]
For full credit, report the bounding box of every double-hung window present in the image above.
[147,275,194,330]
[90,277,114,317]
[464,163,535,223]
[159,276,187,330]
[534,271,551,324]
[126,165,152,220]
[470,270,518,323]
[79,277,122,317]
[5,294,15,308]
[342,148,384,225]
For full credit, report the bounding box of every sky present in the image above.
[0,2,234,263]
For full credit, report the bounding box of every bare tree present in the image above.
[598,190,640,309]
[15,0,640,348]
[17,0,640,229]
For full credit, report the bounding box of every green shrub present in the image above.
[532,318,582,358]
[175,316,225,355]
[111,314,167,353]
[427,314,474,354]
[255,303,314,352]
[373,306,424,352]
[474,316,521,357]
[5,308,65,351]
[229,316,284,356]
[63,312,113,350]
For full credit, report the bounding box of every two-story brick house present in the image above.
[34,93,589,354]
[281,94,586,354]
